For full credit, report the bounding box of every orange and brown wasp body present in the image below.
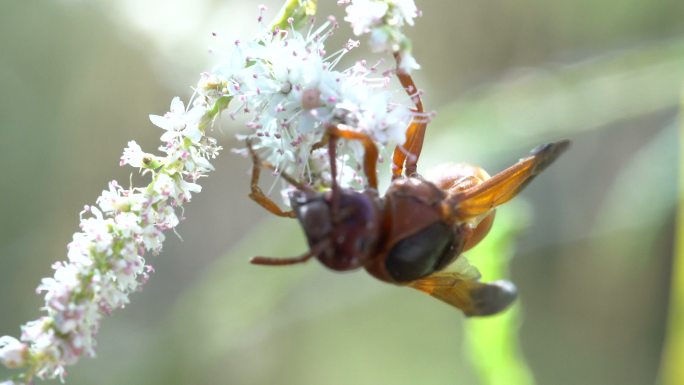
[246,66,569,316]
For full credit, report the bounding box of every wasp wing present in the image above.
[455,140,570,219]
[408,271,517,317]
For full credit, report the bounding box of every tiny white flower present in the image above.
[393,0,418,25]
[181,106,207,143]
[178,179,202,201]
[157,206,180,230]
[20,318,50,343]
[152,173,177,200]
[140,222,166,253]
[52,262,82,291]
[150,98,207,144]
[188,145,215,172]
[80,217,114,254]
[120,141,145,168]
[149,97,185,131]
[0,336,27,369]
[67,238,93,266]
[398,51,420,72]
[114,212,142,238]
[97,181,128,213]
[197,72,227,100]
[345,0,388,35]
[341,0,421,72]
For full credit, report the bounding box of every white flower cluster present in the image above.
[339,0,420,73]
[198,16,413,190]
[0,94,222,383]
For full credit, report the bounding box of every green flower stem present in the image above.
[463,204,535,385]
[658,93,684,385]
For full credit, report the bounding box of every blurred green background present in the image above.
[0,0,682,384]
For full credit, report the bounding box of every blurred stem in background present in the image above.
[464,204,535,385]
[658,93,684,385]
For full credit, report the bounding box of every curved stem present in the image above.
[657,92,684,385]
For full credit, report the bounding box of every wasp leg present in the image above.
[327,124,379,190]
[392,53,427,179]
[246,140,297,218]
[327,132,342,221]
[392,119,427,178]
[250,240,329,266]
[250,249,315,266]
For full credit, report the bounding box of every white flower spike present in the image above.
[0,92,222,383]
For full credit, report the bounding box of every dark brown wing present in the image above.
[455,140,570,219]
[408,271,517,317]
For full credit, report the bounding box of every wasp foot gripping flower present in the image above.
[339,0,420,73]
[0,91,223,383]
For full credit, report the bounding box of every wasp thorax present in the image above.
[424,163,496,251]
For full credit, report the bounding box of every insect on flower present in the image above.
[246,61,570,317]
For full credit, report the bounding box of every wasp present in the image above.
[245,68,569,317]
